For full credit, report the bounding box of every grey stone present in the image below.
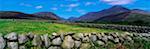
[19,46,26,49]
[96,40,105,46]
[80,43,91,49]
[107,35,114,40]
[82,36,90,43]
[114,38,119,43]
[74,41,81,48]
[48,46,61,49]
[7,42,18,49]
[62,35,74,49]
[18,34,29,44]
[52,33,58,36]
[5,32,17,40]
[52,37,62,45]
[89,35,97,42]
[97,34,102,39]
[0,36,6,49]
[102,36,108,42]
[32,35,42,46]
[43,34,51,48]
[27,33,34,39]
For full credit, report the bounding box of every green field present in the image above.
[0,20,123,35]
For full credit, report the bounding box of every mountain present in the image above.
[0,11,61,20]
[33,12,61,20]
[0,11,40,19]
[76,5,150,23]
[68,17,78,22]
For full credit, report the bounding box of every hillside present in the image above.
[0,11,61,20]
[75,5,150,24]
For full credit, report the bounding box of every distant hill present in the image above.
[0,11,61,20]
[33,12,61,20]
[75,5,150,24]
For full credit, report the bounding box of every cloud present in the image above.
[85,2,95,6]
[51,7,58,10]
[20,3,32,7]
[35,5,43,9]
[69,3,79,8]
[101,0,134,5]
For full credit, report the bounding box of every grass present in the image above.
[0,20,123,35]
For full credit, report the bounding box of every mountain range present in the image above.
[0,11,61,20]
[0,5,150,24]
[73,5,150,23]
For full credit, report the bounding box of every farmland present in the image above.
[0,19,123,35]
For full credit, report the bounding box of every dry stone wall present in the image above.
[73,23,150,33]
[0,32,150,49]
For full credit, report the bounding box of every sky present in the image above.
[0,0,150,19]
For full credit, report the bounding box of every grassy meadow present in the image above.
[0,19,123,35]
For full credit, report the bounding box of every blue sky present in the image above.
[0,0,150,18]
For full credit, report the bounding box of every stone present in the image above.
[89,35,97,42]
[74,41,81,48]
[96,40,105,46]
[80,43,91,49]
[7,42,18,49]
[97,34,102,39]
[43,34,51,48]
[126,36,132,41]
[48,46,61,49]
[60,33,64,40]
[62,35,74,49]
[52,37,62,45]
[107,35,114,40]
[82,36,90,43]
[0,36,6,49]
[32,35,42,46]
[19,46,26,49]
[102,36,108,43]
[52,33,58,36]
[114,38,120,43]
[27,32,34,39]
[18,34,29,44]
[5,32,17,40]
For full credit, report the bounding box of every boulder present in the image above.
[62,35,74,49]
[52,37,62,45]
[80,43,91,49]
[0,36,6,49]
[96,40,105,46]
[7,42,18,49]
[32,35,42,46]
[48,46,61,49]
[89,35,97,42]
[5,32,17,40]
[42,34,51,48]
[82,36,90,43]
[18,34,29,44]
[74,41,81,48]
[19,46,26,49]
[27,33,34,39]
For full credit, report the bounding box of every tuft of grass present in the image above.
[0,20,124,35]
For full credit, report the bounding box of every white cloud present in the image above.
[85,2,94,6]
[69,3,79,8]
[51,7,58,10]
[35,5,43,9]
[20,3,32,7]
[101,0,134,5]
